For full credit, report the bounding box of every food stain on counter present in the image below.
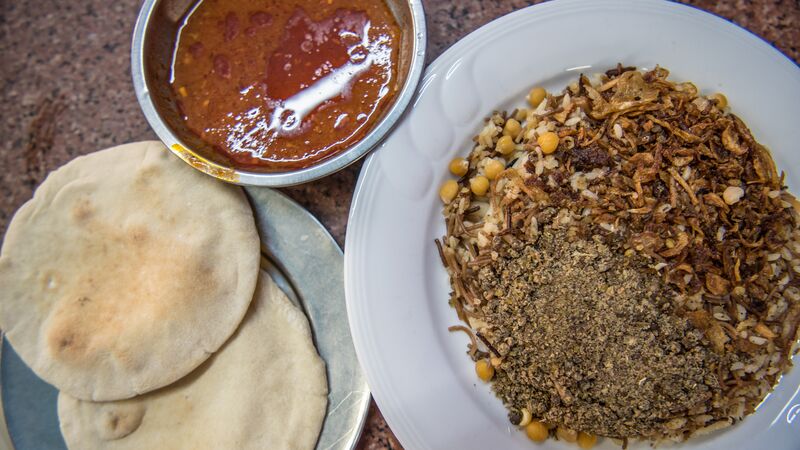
[171,0,400,171]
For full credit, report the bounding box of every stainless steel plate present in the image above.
[0,187,369,450]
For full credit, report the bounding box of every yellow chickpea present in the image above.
[496,135,515,155]
[556,426,577,443]
[448,157,469,177]
[503,118,522,139]
[514,108,529,122]
[525,421,549,443]
[475,359,494,381]
[710,92,728,109]
[470,176,490,197]
[577,432,598,449]
[528,87,547,107]
[439,179,459,204]
[484,159,505,180]
[537,131,560,154]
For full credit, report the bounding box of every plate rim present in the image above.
[344,0,800,449]
[0,338,14,450]
[247,187,371,450]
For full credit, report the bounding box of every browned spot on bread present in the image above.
[44,220,216,368]
[133,164,162,190]
[95,403,146,441]
[71,198,94,222]
[46,325,86,359]
[59,336,73,349]
[129,225,149,243]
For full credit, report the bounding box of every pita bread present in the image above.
[0,141,259,401]
[58,272,328,450]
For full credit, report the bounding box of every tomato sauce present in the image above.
[171,0,400,171]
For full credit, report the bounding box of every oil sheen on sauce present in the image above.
[171,0,400,171]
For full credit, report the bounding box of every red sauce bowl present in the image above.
[132,0,426,186]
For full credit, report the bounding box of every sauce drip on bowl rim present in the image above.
[171,0,400,171]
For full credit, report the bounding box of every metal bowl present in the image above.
[131,0,426,186]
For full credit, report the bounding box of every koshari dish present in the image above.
[171,0,401,171]
[436,66,800,447]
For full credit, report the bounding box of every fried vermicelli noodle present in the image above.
[437,65,800,444]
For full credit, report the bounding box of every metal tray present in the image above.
[0,187,370,450]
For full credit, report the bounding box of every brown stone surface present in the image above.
[0,0,797,448]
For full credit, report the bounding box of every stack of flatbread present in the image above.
[0,141,328,449]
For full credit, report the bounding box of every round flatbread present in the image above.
[0,141,260,401]
[58,272,328,450]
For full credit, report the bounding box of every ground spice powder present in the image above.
[477,226,723,439]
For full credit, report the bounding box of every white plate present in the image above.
[344,0,800,449]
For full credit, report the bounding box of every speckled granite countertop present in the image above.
[0,0,798,448]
